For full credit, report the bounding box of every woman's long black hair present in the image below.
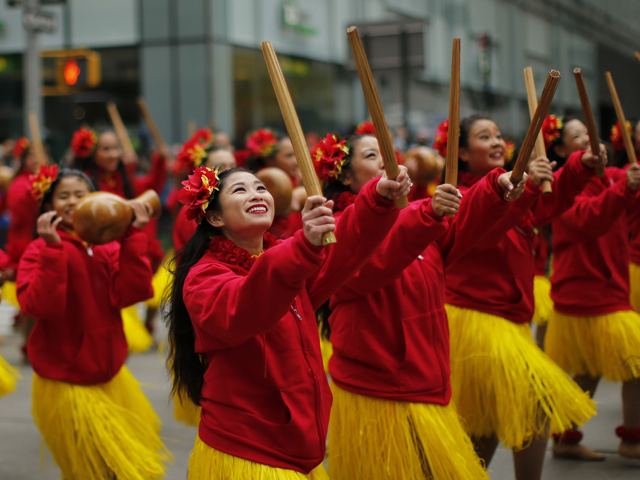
[165,167,252,406]
[70,127,136,199]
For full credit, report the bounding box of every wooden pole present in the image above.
[260,41,337,246]
[444,38,460,187]
[573,69,606,177]
[523,67,552,193]
[106,102,136,160]
[511,70,561,185]
[137,98,167,152]
[605,71,637,164]
[28,112,47,166]
[347,26,407,209]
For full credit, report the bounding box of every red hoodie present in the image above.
[328,169,510,404]
[17,227,154,384]
[551,168,640,316]
[184,178,398,473]
[5,170,40,273]
[445,151,594,324]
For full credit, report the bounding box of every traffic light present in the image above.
[41,49,101,95]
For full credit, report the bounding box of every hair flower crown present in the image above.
[13,137,30,159]
[176,128,215,174]
[313,133,350,183]
[355,121,376,135]
[247,129,279,159]
[541,115,564,149]
[177,165,221,224]
[433,119,449,158]
[505,141,516,162]
[29,164,59,201]
[71,127,98,159]
[610,121,632,151]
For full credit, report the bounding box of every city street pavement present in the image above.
[1,301,639,479]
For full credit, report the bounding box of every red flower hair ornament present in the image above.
[433,119,449,158]
[355,121,376,135]
[247,129,279,159]
[13,137,30,159]
[610,121,632,151]
[176,128,215,174]
[313,133,350,183]
[177,165,221,224]
[71,127,98,159]
[541,115,564,149]
[29,164,59,201]
[505,141,516,162]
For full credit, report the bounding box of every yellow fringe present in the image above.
[173,390,201,427]
[0,349,20,398]
[32,366,171,480]
[446,304,596,449]
[318,326,333,375]
[122,305,153,354]
[1,280,19,308]
[546,309,640,382]
[188,435,329,480]
[328,385,488,480]
[630,262,640,312]
[145,259,172,309]
[532,275,553,326]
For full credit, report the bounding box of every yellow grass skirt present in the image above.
[1,280,19,308]
[532,275,553,325]
[173,390,201,427]
[546,309,640,382]
[0,350,19,398]
[32,366,170,480]
[328,385,488,480]
[188,435,329,480]
[122,305,153,353]
[146,260,172,309]
[319,328,333,375]
[630,262,640,312]
[446,304,596,449]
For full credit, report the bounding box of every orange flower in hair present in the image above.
[541,115,563,149]
[13,137,30,159]
[610,121,632,151]
[29,164,59,201]
[313,133,350,183]
[247,129,278,159]
[505,141,516,162]
[355,121,376,135]
[433,119,449,158]
[177,165,221,224]
[71,127,98,159]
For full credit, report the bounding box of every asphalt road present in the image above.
[1,303,639,479]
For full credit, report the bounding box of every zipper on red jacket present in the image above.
[291,299,325,456]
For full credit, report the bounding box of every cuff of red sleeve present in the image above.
[362,176,396,214]
[423,200,444,222]
[486,168,508,202]
[44,242,64,251]
[567,150,595,182]
[295,229,326,256]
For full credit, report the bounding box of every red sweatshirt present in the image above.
[184,178,398,473]
[5,170,40,273]
[551,168,640,316]
[533,233,550,276]
[17,228,154,384]
[329,169,510,404]
[90,153,168,269]
[445,151,595,324]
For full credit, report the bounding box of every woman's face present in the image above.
[555,119,589,158]
[341,135,384,194]
[49,176,92,229]
[94,132,122,173]
[207,171,274,239]
[24,147,40,175]
[459,119,507,177]
[266,138,300,180]
[206,149,236,173]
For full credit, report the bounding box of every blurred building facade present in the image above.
[0,0,639,152]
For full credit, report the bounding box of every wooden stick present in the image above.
[574,69,605,177]
[106,102,136,159]
[444,38,460,187]
[635,52,640,64]
[605,71,637,165]
[524,68,552,193]
[28,112,47,166]
[511,70,561,184]
[347,26,407,209]
[260,41,337,246]
[137,98,167,152]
